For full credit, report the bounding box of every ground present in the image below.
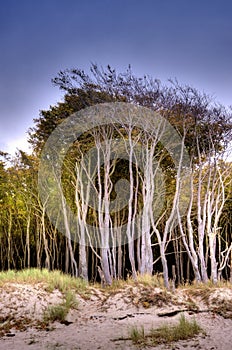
[0,281,232,350]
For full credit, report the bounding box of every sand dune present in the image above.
[0,282,232,349]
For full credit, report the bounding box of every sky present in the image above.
[0,0,232,156]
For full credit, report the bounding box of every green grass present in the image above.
[0,269,165,294]
[130,325,146,344]
[43,291,79,324]
[43,303,68,323]
[64,290,79,309]
[0,268,88,294]
[130,314,203,346]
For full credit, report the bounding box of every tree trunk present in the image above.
[101,247,112,285]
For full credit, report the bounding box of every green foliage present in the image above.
[29,64,232,158]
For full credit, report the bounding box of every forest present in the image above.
[0,65,231,289]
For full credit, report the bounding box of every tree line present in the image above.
[0,65,231,288]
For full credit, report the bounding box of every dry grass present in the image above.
[181,280,231,301]
[135,273,165,288]
[181,279,232,292]
[93,273,165,294]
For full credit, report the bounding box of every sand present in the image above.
[0,282,232,350]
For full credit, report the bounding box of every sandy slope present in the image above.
[0,283,232,350]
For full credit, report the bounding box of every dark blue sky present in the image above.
[0,0,232,154]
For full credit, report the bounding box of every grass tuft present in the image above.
[130,325,146,344]
[43,304,68,323]
[43,291,79,324]
[129,314,203,346]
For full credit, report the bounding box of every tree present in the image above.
[1,64,231,287]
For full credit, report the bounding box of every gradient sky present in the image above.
[0,0,232,155]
